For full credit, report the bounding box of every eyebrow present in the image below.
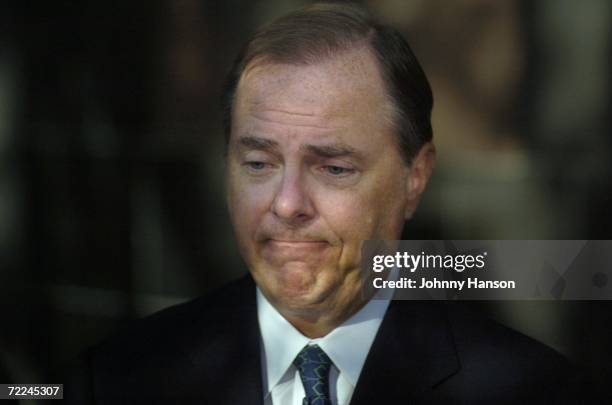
[236,136,279,151]
[302,143,362,160]
[236,135,364,161]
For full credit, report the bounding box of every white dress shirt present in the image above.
[257,279,394,405]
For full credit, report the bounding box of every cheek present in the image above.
[228,172,272,238]
[369,187,407,237]
[315,189,378,241]
[316,177,406,241]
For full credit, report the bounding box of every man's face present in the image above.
[227,49,422,319]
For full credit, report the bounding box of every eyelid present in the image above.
[242,161,277,176]
[319,164,357,178]
[324,158,356,169]
[325,163,352,170]
[240,150,279,165]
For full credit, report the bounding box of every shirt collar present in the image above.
[257,277,393,395]
[257,290,310,395]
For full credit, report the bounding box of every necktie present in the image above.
[293,344,333,405]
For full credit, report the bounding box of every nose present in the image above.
[271,166,315,225]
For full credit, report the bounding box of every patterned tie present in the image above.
[293,344,333,405]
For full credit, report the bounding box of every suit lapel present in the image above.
[172,278,459,404]
[350,301,460,404]
[182,275,264,405]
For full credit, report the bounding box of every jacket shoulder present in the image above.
[95,274,254,356]
[64,275,259,403]
[438,303,577,401]
[446,303,570,369]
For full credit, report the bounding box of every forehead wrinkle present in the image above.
[243,86,341,130]
[240,48,386,110]
[234,47,398,149]
[236,135,279,151]
[250,112,340,131]
[254,108,315,117]
[245,85,340,123]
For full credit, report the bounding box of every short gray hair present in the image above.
[221,2,433,164]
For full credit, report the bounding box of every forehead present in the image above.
[233,47,393,132]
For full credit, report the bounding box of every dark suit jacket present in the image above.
[65,275,583,404]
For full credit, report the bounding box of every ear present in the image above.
[404,142,436,220]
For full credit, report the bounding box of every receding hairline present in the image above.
[235,41,401,132]
[221,2,434,164]
[239,2,377,66]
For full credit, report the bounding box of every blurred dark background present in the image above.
[1,0,611,395]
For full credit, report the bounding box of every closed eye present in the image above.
[242,161,276,175]
[246,161,267,170]
[322,165,355,176]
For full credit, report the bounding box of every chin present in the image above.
[275,264,320,296]
[265,265,334,308]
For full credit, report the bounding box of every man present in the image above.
[66,3,576,404]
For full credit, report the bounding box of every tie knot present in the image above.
[294,345,333,405]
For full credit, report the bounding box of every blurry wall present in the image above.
[1,0,610,387]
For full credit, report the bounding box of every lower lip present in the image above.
[266,240,328,251]
[262,240,330,265]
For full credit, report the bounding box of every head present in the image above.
[224,2,435,333]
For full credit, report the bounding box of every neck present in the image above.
[285,315,341,339]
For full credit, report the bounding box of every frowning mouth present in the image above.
[264,239,330,251]
[260,239,332,263]
[267,239,328,246]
